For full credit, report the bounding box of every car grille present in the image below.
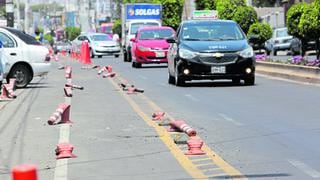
[102,45,117,48]
[150,47,168,50]
[198,53,238,65]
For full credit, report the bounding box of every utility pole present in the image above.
[6,0,14,27]
[16,0,21,29]
[24,0,29,33]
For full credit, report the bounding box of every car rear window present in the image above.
[3,28,41,45]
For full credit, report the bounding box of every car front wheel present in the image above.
[8,64,32,88]
[244,76,255,86]
[175,66,185,86]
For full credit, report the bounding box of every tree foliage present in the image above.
[44,33,54,45]
[64,27,81,41]
[152,0,184,30]
[232,6,258,34]
[286,2,308,39]
[195,0,215,10]
[112,19,122,38]
[247,22,272,44]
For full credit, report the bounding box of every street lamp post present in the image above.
[6,0,14,27]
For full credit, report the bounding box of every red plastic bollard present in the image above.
[65,83,84,90]
[168,120,197,137]
[185,138,206,155]
[48,103,72,125]
[12,164,38,180]
[55,143,77,159]
[0,84,16,100]
[106,65,112,73]
[83,41,92,65]
[65,66,72,79]
[152,111,165,121]
[64,86,73,97]
[9,78,16,91]
[102,72,116,78]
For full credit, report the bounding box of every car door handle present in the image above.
[10,53,17,56]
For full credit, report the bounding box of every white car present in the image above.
[72,33,121,58]
[0,27,51,88]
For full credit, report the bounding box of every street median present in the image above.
[256,61,320,84]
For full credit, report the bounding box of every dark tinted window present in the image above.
[139,29,174,40]
[3,27,40,45]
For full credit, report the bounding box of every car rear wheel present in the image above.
[127,50,132,62]
[114,54,119,58]
[244,76,255,86]
[8,64,32,88]
[273,49,277,56]
[175,67,185,86]
[90,49,95,58]
[98,55,102,58]
[123,51,128,62]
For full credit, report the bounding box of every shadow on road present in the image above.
[182,81,257,88]
[139,65,168,69]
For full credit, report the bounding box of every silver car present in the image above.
[265,27,293,56]
[72,33,120,58]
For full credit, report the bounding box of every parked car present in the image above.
[72,33,121,58]
[130,26,175,68]
[265,27,293,56]
[53,40,72,54]
[167,20,255,86]
[290,37,317,55]
[0,27,51,88]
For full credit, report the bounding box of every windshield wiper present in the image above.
[183,38,201,41]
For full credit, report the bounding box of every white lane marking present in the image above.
[218,113,244,126]
[139,75,148,80]
[185,94,199,102]
[54,124,70,180]
[257,74,320,87]
[288,159,320,178]
[54,97,71,180]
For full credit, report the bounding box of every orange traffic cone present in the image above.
[83,41,92,65]
[11,164,38,180]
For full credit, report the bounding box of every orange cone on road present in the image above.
[83,41,92,65]
[185,138,206,155]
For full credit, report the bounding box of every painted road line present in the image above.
[111,76,246,179]
[288,159,320,178]
[185,94,199,102]
[218,113,244,126]
[108,78,207,179]
[54,96,72,180]
[138,75,148,80]
[137,88,246,179]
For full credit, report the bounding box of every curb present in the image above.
[256,61,320,84]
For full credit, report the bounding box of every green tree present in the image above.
[232,6,258,34]
[195,0,215,10]
[65,27,81,41]
[44,33,54,46]
[247,22,272,54]
[286,2,308,40]
[152,0,184,30]
[112,19,122,38]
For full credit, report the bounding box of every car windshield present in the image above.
[139,29,174,40]
[90,35,112,41]
[130,22,159,35]
[4,27,40,45]
[181,22,245,41]
[276,29,289,37]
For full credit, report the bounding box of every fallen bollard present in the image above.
[168,120,197,137]
[55,143,77,159]
[65,83,84,90]
[185,138,206,155]
[48,103,72,125]
[11,164,38,180]
[120,83,144,94]
[0,84,17,100]
[152,111,166,121]
[102,72,116,78]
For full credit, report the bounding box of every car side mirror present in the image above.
[166,37,176,44]
[130,38,136,42]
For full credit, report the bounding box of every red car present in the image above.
[130,26,175,68]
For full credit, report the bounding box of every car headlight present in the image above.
[239,46,254,58]
[138,46,150,52]
[93,42,99,47]
[179,48,197,59]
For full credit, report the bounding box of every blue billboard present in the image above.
[126,4,161,20]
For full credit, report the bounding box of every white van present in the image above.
[0,27,51,88]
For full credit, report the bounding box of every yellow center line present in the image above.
[111,75,247,179]
[108,78,207,179]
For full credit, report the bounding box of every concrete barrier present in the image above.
[256,61,320,84]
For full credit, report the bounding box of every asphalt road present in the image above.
[1,55,320,179]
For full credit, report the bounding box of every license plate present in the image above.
[211,66,225,74]
[155,52,165,58]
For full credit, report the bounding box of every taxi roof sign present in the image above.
[192,10,218,20]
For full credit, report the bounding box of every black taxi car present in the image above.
[166,20,255,86]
